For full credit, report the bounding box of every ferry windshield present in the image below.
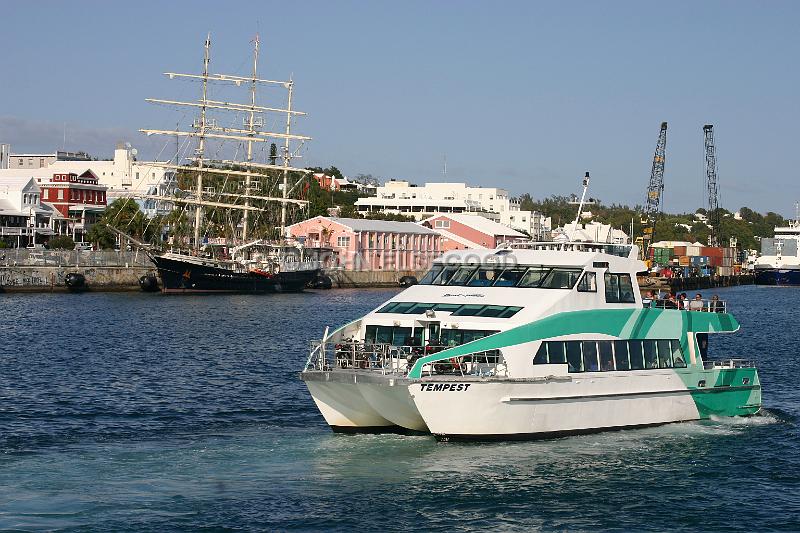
[419,264,585,289]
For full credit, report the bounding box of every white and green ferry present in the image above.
[301,242,761,441]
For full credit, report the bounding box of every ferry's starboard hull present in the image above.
[152,255,319,294]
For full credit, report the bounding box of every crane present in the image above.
[703,124,720,246]
[642,121,668,258]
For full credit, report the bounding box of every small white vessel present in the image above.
[301,177,761,441]
[754,216,800,286]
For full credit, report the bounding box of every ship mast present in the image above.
[138,34,312,249]
[194,33,211,251]
[280,77,294,240]
[242,34,259,241]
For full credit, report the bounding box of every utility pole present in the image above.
[703,124,720,247]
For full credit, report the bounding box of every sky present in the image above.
[1,1,798,216]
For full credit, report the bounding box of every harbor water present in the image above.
[1,286,799,531]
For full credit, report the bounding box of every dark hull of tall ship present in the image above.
[754,268,800,286]
[151,255,320,294]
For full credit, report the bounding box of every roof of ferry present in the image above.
[435,243,646,271]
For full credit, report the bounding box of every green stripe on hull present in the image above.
[677,367,761,418]
[408,308,741,379]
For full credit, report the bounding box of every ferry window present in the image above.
[657,340,673,368]
[432,303,462,313]
[629,340,645,370]
[378,302,400,313]
[534,343,548,365]
[365,325,377,343]
[392,327,413,346]
[548,341,567,364]
[405,302,435,314]
[671,340,687,368]
[498,306,522,318]
[467,267,504,287]
[605,273,636,303]
[452,304,485,316]
[540,269,583,289]
[389,302,416,314]
[447,266,478,286]
[477,305,506,317]
[643,340,659,369]
[493,268,527,287]
[419,266,443,284]
[614,340,630,370]
[432,266,459,285]
[599,341,615,371]
[517,267,551,288]
[566,341,583,372]
[577,271,597,292]
[582,341,599,371]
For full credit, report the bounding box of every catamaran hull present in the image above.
[301,372,428,432]
[152,255,319,294]
[411,370,761,441]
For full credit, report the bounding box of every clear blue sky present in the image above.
[1,1,798,216]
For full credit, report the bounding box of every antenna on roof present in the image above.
[572,171,591,228]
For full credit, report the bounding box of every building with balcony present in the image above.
[0,177,57,247]
[1,142,175,217]
[288,216,441,271]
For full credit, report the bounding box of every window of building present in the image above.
[336,236,350,247]
[39,158,44,166]
[58,190,64,200]
[434,219,450,229]
[604,273,636,303]
[577,271,597,292]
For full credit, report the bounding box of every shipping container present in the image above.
[678,256,690,266]
[709,256,723,267]
[687,245,701,256]
[717,266,734,277]
[723,257,733,267]
[723,247,736,258]
[674,246,687,256]
[701,246,724,257]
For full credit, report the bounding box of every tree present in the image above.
[47,235,75,250]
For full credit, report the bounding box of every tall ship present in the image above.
[300,179,761,441]
[754,211,800,286]
[137,35,320,293]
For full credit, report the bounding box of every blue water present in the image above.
[1,285,799,531]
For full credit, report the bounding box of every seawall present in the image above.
[0,266,152,292]
[326,269,425,288]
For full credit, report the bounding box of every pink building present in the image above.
[288,216,442,271]
[423,213,529,251]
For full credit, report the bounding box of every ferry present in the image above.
[754,219,800,286]
[300,241,762,441]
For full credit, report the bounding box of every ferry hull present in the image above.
[152,255,319,294]
[304,380,396,431]
[411,369,761,441]
[754,268,800,286]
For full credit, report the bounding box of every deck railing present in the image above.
[647,298,727,313]
[304,340,507,378]
[703,358,756,370]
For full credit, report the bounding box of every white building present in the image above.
[0,177,60,246]
[354,180,550,239]
[1,143,175,217]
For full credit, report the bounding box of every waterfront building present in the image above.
[422,213,529,251]
[0,177,57,246]
[288,216,441,271]
[353,180,550,239]
[0,169,107,242]
[1,143,175,217]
